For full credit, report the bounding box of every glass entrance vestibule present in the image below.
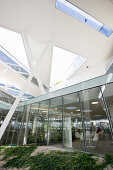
[0,82,113,154]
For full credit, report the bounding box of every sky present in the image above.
[0,27,30,69]
[50,46,78,86]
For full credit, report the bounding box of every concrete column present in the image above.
[23,105,31,145]
[64,117,72,148]
[32,114,37,134]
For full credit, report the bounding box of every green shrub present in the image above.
[3,145,36,160]
[105,154,113,165]
[1,146,113,170]
[0,146,5,151]
[29,152,97,170]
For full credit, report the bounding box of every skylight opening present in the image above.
[0,82,34,101]
[0,27,30,70]
[50,46,86,87]
[64,55,86,80]
[56,0,113,37]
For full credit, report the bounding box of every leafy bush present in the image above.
[3,156,30,168]
[2,145,37,168]
[0,146,6,151]
[3,145,36,160]
[28,152,97,170]
[105,154,113,165]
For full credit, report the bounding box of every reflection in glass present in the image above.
[102,83,113,134]
[26,104,35,145]
[0,81,113,155]
[17,106,26,145]
[36,101,49,145]
[79,86,113,154]
[49,97,62,146]
[63,93,84,150]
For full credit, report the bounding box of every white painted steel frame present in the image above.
[0,45,49,140]
[21,33,46,95]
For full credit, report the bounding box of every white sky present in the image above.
[50,46,78,86]
[0,27,30,69]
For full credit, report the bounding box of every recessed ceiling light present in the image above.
[55,107,57,110]
[66,106,77,109]
[83,110,92,112]
[52,111,59,114]
[92,102,98,105]
[76,109,80,112]
[42,110,47,113]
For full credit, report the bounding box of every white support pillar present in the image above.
[21,33,46,95]
[0,73,33,140]
[64,117,72,148]
[23,105,31,145]
[32,114,37,135]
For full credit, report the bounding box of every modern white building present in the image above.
[0,0,113,154]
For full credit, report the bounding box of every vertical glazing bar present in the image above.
[78,91,87,152]
[35,102,40,145]
[47,100,50,146]
[100,87,113,138]
[62,96,64,148]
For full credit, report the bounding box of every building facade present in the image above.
[0,73,113,154]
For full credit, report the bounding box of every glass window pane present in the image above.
[63,93,84,151]
[49,97,62,147]
[102,83,113,125]
[37,101,49,145]
[27,104,36,145]
[79,86,113,154]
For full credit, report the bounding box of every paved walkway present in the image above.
[31,146,68,156]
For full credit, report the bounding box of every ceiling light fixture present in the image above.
[91,102,98,105]
[76,109,80,112]
[66,106,77,109]
[42,110,47,113]
[83,110,92,112]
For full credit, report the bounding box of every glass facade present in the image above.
[0,82,113,154]
[49,97,62,146]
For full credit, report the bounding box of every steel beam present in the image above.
[21,33,47,95]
